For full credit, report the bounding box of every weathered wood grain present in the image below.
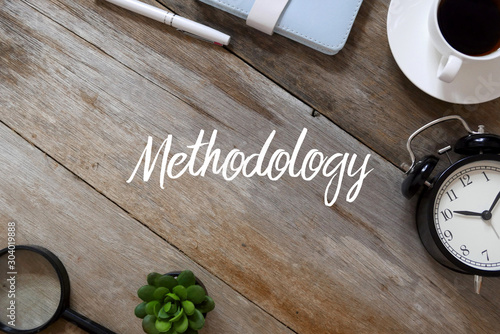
[1,1,500,334]
[162,0,500,169]
[0,123,293,334]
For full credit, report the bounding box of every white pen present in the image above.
[104,0,231,46]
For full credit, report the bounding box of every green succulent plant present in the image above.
[135,270,215,334]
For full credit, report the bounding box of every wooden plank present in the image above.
[0,124,293,334]
[1,1,500,333]
[160,0,500,169]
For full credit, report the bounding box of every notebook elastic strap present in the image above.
[246,0,290,35]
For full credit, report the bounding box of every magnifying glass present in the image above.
[0,245,115,334]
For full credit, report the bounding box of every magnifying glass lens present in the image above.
[0,249,61,330]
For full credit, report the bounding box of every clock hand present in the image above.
[454,210,492,220]
[453,210,483,217]
[491,223,500,239]
[488,191,500,213]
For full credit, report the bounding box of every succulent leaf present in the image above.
[146,301,161,317]
[147,272,162,286]
[155,318,172,332]
[196,296,215,313]
[167,303,178,315]
[158,306,170,320]
[186,285,206,304]
[181,300,195,316]
[177,270,196,288]
[187,309,205,331]
[155,275,179,290]
[138,285,157,302]
[163,302,172,313]
[142,315,160,334]
[135,302,148,319]
[173,313,189,333]
[169,308,184,323]
[172,285,187,301]
[167,292,180,301]
[153,287,170,300]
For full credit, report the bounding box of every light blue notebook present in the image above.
[198,0,363,55]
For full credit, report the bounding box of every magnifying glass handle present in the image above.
[63,308,116,334]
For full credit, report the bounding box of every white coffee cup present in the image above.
[428,0,500,83]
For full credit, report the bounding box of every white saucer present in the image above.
[387,0,500,104]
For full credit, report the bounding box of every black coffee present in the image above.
[438,0,500,56]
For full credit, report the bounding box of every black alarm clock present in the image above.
[402,115,500,294]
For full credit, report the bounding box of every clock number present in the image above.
[482,171,490,182]
[440,209,453,221]
[443,230,453,241]
[445,189,458,202]
[459,174,472,187]
[460,245,470,256]
[482,250,490,261]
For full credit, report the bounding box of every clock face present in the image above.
[433,158,500,272]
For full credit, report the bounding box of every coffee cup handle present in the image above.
[437,55,462,83]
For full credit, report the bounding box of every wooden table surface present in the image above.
[1,0,500,333]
